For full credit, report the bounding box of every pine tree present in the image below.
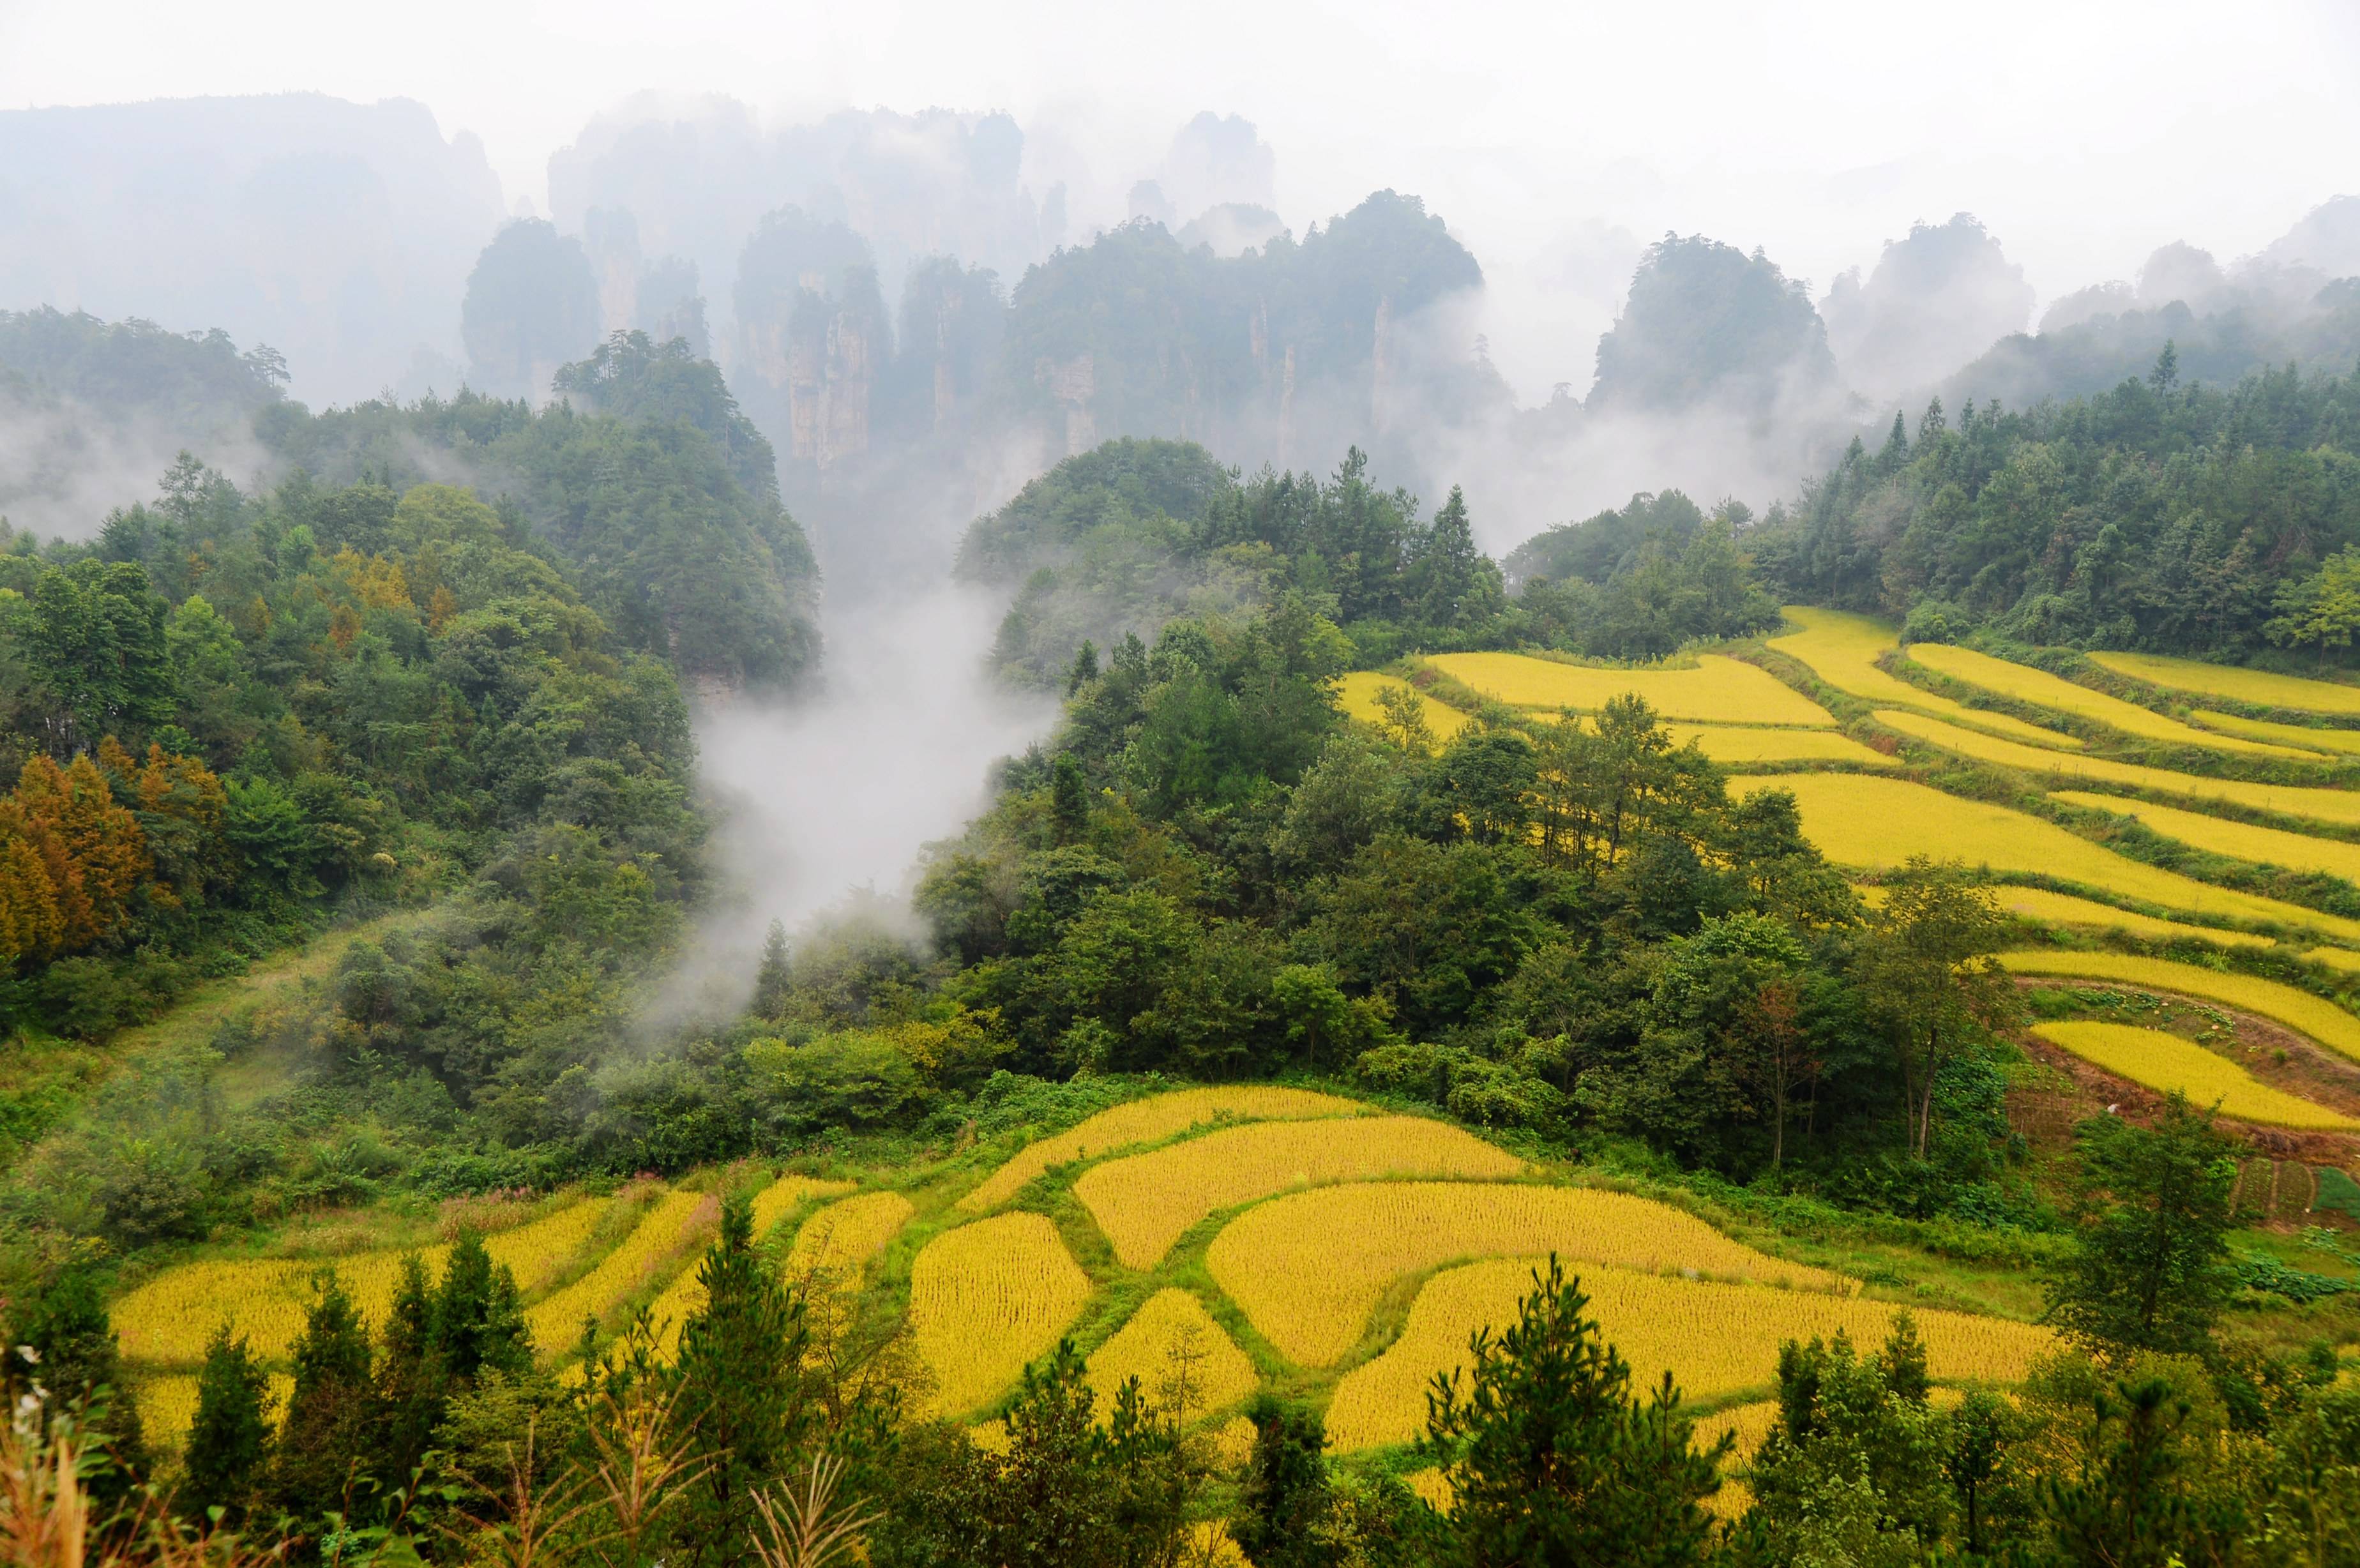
[270,1272,381,1525]
[375,1254,442,1489]
[432,1231,531,1385]
[1236,1395,1341,1568]
[1050,753,1089,845]
[670,1196,813,1568]
[752,920,792,1018]
[8,1267,148,1493]
[1064,639,1100,697]
[182,1327,274,1526]
[1424,1256,1723,1568]
[1416,486,1482,629]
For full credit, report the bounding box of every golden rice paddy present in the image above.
[750,1173,857,1240]
[1424,652,1833,728]
[2029,1021,2359,1129]
[1997,950,2360,1064]
[2088,651,2360,715]
[526,1189,716,1359]
[1206,1182,1849,1368]
[1073,1117,1525,1270]
[1767,608,2081,746]
[1083,1288,1260,1417]
[2053,790,2360,887]
[1978,885,2274,949]
[2192,711,2360,755]
[785,1191,916,1283]
[910,1212,1095,1417]
[1873,709,2360,827]
[1335,672,1472,745]
[1907,644,2320,758]
[1663,724,1899,767]
[1732,774,2360,944]
[114,1196,614,1368]
[1324,1258,2053,1453]
[961,1086,1366,1213]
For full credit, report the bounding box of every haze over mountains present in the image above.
[4,90,2360,557]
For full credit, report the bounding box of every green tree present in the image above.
[2046,1095,2237,1357]
[753,919,793,1018]
[8,1267,148,1489]
[1423,1256,1725,1568]
[1234,1395,1340,1568]
[181,1326,275,1526]
[670,1195,815,1568]
[270,1272,382,1525]
[1857,862,2014,1158]
[2265,548,2360,668]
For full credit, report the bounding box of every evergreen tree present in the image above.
[1065,639,1100,697]
[1423,1256,1724,1567]
[270,1272,381,1525]
[753,920,792,1018]
[1050,752,1089,845]
[1415,486,1486,629]
[670,1196,814,1568]
[2046,1095,2237,1357]
[432,1231,531,1385]
[375,1254,442,1489]
[1235,1395,1340,1568]
[8,1267,148,1491]
[181,1326,274,1526]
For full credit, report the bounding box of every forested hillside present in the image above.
[1754,354,2360,658]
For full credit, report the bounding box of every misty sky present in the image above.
[4,0,2357,399]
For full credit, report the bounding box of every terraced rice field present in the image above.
[1206,1182,1849,1367]
[750,1173,856,1239]
[1323,1258,2054,1452]
[2052,790,2360,886]
[114,1195,614,1367]
[1768,608,2081,746]
[1908,644,2321,757]
[1334,672,1472,745]
[525,1189,716,1358]
[1662,724,1898,767]
[1980,885,2276,949]
[1425,652,1833,727]
[2029,1021,2359,1129]
[785,1191,916,1282]
[1998,950,2360,1064]
[2089,651,2360,715]
[961,1085,1365,1212]
[1734,774,2360,943]
[1876,711,2360,827]
[1072,1116,1525,1269]
[2192,711,2360,755]
[1083,1288,1259,1416]
[909,1212,1095,1416]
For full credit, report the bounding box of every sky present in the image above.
[3,0,2357,398]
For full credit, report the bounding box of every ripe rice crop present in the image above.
[1206,1182,1849,1367]
[910,1212,1094,1417]
[114,1196,613,1368]
[1335,672,1472,746]
[1425,652,1833,728]
[525,1189,716,1359]
[1324,1258,2052,1453]
[1767,608,2081,747]
[1907,644,2318,758]
[1693,1401,1781,1519]
[1997,950,2360,1064]
[1873,710,2360,827]
[2052,790,2360,887]
[2192,711,2360,755]
[960,1087,1366,1213]
[750,1173,857,1240]
[1978,886,2274,949]
[2088,651,2360,716]
[1734,774,2360,944]
[2029,1021,2359,1129]
[1660,724,1898,767]
[1084,1288,1259,1417]
[785,1191,916,1283]
[1074,1117,1525,1270]
[2310,947,2360,972]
